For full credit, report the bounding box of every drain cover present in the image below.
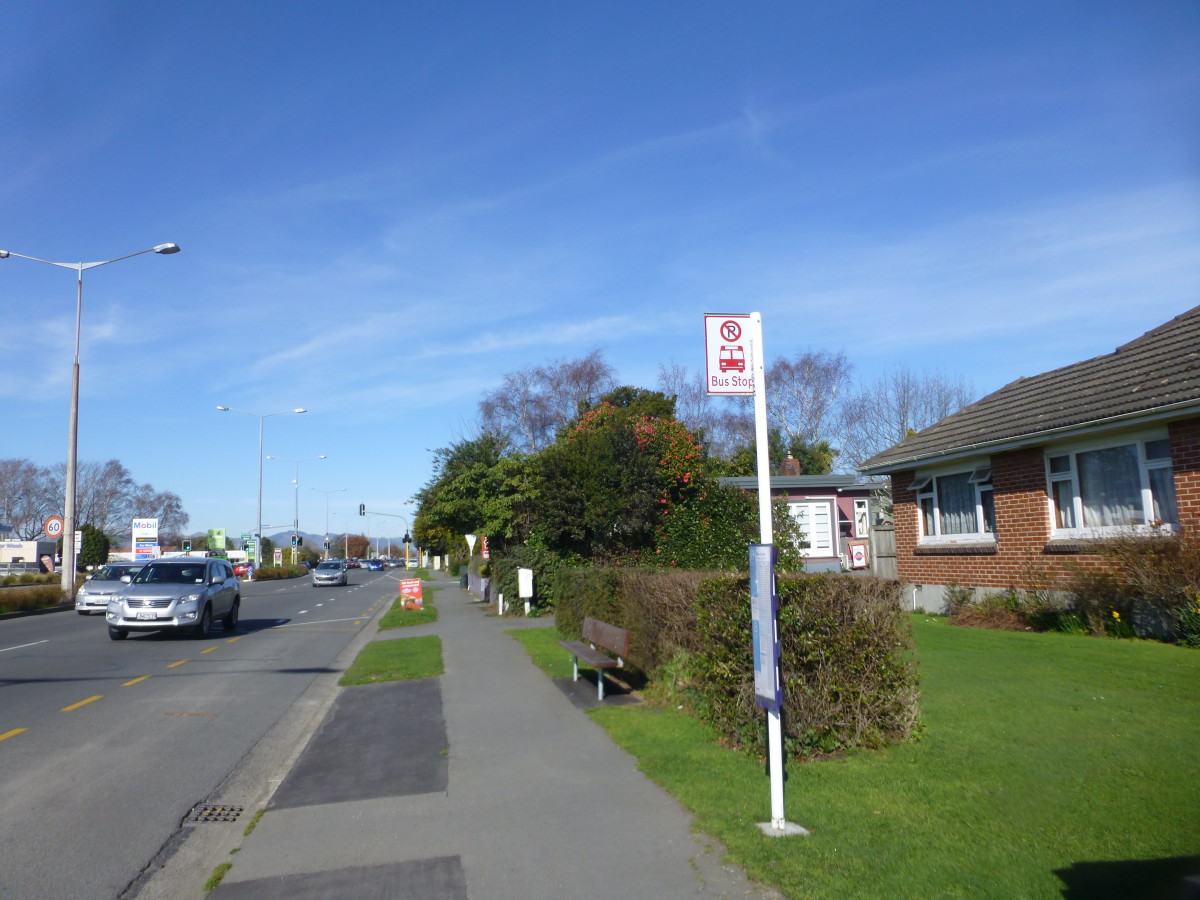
[186,804,244,823]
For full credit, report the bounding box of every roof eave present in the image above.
[857,399,1200,476]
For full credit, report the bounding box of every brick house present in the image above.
[858,305,1200,611]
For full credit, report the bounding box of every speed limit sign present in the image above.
[44,516,64,539]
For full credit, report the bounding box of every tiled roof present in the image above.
[860,304,1200,473]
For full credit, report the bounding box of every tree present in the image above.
[347,534,369,558]
[787,439,836,475]
[479,349,616,452]
[535,389,705,562]
[767,348,855,451]
[78,523,110,570]
[415,433,537,549]
[841,366,976,468]
[0,459,55,539]
[657,363,754,460]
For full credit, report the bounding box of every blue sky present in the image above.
[2,1,1198,543]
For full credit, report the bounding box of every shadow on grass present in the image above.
[1055,855,1200,899]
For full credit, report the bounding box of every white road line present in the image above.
[0,640,50,654]
[272,617,368,627]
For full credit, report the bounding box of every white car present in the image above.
[312,559,348,587]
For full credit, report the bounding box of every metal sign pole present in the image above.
[749,313,807,837]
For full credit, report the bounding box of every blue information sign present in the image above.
[749,543,781,710]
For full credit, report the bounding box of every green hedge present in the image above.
[489,544,581,611]
[550,566,919,760]
[695,572,919,759]
[250,565,309,581]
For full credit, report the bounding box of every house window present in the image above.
[914,467,994,541]
[1047,436,1176,534]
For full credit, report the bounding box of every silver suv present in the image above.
[312,559,348,587]
[106,557,240,641]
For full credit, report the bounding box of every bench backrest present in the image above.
[581,617,630,658]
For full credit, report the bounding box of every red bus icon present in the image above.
[719,345,745,372]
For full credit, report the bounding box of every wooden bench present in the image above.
[559,617,630,701]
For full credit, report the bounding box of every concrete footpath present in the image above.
[141,576,781,900]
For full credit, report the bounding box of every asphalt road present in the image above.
[0,567,401,900]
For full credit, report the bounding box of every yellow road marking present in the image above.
[168,659,188,668]
[123,675,151,687]
[0,728,27,741]
[201,646,217,654]
[62,695,103,712]
[226,636,240,643]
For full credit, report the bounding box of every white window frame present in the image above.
[1046,430,1176,538]
[788,499,837,558]
[913,462,996,545]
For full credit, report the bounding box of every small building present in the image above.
[858,305,1200,611]
[718,471,884,573]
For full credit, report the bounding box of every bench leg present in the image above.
[571,655,579,682]
[597,669,605,701]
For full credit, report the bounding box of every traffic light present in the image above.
[359,503,366,516]
[297,536,303,547]
[182,540,192,552]
[290,535,298,547]
[323,540,330,550]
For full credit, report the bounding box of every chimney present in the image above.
[779,454,801,476]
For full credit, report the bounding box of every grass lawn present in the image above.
[339,634,443,685]
[511,618,1200,899]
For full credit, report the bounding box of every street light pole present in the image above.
[267,455,326,561]
[216,407,307,568]
[311,487,346,559]
[1,243,180,598]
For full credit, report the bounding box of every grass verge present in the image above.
[507,625,575,680]
[339,634,443,685]
[378,587,438,630]
[514,617,1200,899]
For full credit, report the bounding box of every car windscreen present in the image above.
[95,566,139,581]
[133,564,205,585]
[316,562,341,570]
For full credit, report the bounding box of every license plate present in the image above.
[136,611,157,620]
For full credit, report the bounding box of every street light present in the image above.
[267,455,326,557]
[216,407,307,568]
[311,487,346,558]
[1,243,180,597]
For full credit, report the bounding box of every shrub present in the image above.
[488,543,579,612]
[693,572,919,759]
[0,584,66,614]
[1061,524,1200,642]
[552,565,919,759]
[251,565,308,581]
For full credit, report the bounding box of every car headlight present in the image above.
[111,595,126,606]
[176,593,203,609]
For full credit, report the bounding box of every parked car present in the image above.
[75,562,146,615]
[345,559,361,569]
[312,559,348,587]
[405,558,420,570]
[366,559,386,571]
[233,561,252,577]
[105,556,240,641]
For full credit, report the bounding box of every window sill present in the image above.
[914,541,997,556]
